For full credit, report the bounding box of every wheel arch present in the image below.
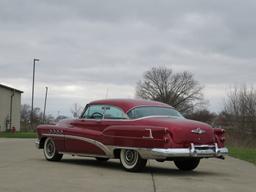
[113,148,121,158]
[39,137,47,149]
[113,147,145,159]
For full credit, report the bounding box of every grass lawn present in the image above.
[228,147,256,165]
[0,131,37,138]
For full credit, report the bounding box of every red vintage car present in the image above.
[36,99,228,171]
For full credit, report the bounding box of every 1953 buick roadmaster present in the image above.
[36,99,228,171]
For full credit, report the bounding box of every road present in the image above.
[0,139,255,192]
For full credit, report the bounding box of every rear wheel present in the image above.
[120,149,147,172]
[43,137,63,161]
[174,158,200,171]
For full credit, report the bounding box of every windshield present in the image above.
[127,106,184,119]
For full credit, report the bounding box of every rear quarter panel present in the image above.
[102,125,170,148]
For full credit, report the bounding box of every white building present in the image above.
[0,84,23,132]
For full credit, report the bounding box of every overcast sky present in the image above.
[1,0,256,117]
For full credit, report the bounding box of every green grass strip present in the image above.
[0,131,37,138]
[228,147,256,165]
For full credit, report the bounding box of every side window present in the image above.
[82,105,128,119]
[83,105,105,119]
[104,106,128,119]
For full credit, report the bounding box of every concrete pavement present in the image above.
[0,139,255,192]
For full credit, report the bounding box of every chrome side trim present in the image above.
[65,135,112,157]
[39,134,228,160]
[42,134,112,157]
[43,134,64,138]
[59,152,109,159]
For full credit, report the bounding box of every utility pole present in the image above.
[9,90,15,130]
[31,58,39,130]
[43,86,48,123]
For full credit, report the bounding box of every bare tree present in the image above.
[186,109,217,124]
[21,104,55,130]
[70,103,83,118]
[224,85,256,134]
[136,67,205,114]
[21,104,31,127]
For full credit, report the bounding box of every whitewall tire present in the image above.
[43,137,63,161]
[120,149,147,171]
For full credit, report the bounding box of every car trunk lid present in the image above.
[169,120,215,145]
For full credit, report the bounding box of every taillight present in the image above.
[214,128,225,135]
[214,128,225,147]
[220,136,225,142]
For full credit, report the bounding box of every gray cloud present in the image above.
[1,0,256,116]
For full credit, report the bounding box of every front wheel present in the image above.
[120,149,147,172]
[43,137,63,161]
[174,158,200,171]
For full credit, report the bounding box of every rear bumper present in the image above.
[139,143,228,159]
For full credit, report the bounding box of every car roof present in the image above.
[88,99,172,113]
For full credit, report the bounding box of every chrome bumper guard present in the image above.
[35,139,40,149]
[144,143,228,159]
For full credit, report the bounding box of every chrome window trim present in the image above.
[81,104,183,121]
[76,115,183,123]
[126,106,184,120]
[77,115,182,122]
[131,115,183,121]
[126,105,174,115]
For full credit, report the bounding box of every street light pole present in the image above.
[31,58,39,130]
[43,86,48,123]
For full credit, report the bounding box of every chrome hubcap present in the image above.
[46,139,55,157]
[124,150,138,165]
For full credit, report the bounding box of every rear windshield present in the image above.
[127,106,184,119]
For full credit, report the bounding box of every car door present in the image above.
[64,105,108,155]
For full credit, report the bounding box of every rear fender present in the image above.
[102,125,170,148]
